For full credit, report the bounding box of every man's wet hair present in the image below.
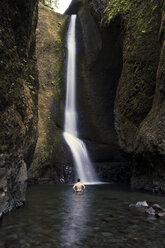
[77,178,80,182]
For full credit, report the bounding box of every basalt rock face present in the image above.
[103,0,164,193]
[66,0,131,183]
[65,0,164,188]
[0,0,38,214]
[131,2,165,193]
[28,4,74,184]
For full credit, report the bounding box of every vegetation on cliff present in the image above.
[0,0,38,214]
[103,0,161,149]
[66,0,164,191]
[0,0,164,201]
[102,0,165,192]
[28,3,69,183]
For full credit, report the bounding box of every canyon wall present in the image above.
[103,0,165,193]
[131,1,165,193]
[1,0,163,206]
[66,0,165,191]
[0,0,38,214]
[28,3,74,184]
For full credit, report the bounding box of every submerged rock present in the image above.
[145,207,156,216]
[102,217,114,223]
[101,232,113,237]
[129,200,165,218]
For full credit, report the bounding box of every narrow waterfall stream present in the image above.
[63,15,98,183]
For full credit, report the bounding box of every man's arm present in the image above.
[73,184,76,191]
[82,184,85,191]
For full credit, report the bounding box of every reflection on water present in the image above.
[60,192,91,247]
[0,184,165,248]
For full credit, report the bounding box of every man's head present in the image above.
[77,178,80,182]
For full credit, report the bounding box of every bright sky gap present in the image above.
[53,0,72,14]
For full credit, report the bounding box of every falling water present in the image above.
[63,15,98,183]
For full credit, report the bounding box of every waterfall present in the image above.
[63,15,98,183]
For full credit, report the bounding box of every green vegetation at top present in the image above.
[53,17,68,100]
[40,0,59,8]
[103,0,158,24]
[104,0,132,23]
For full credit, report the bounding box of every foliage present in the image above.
[103,0,159,24]
[40,0,59,8]
[102,0,132,24]
[53,18,67,99]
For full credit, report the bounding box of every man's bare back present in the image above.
[73,179,85,192]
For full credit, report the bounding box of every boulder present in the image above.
[145,207,156,216]
[135,201,148,208]
[129,201,148,208]
[156,212,165,218]
[152,204,162,211]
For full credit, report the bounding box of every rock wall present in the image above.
[132,2,165,193]
[66,0,165,189]
[28,4,73,184]
[4,0,162,193]
[0,0,38,215]
[103,0,165,193]
[66,0,131,183]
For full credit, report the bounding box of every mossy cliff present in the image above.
[131,1,165,193]
[104,0,165,193]
[66,0,164,189]
[28,3,73,183]
[66,0,130,182]
[0,0,38,214]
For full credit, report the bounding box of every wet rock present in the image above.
[28,4,72,183]
[152,204,162,211]
[156,212,165,218]
[0,168,6,177]
[129,204,136,207]
[60,178,65,184]
[65,0,131,184]
[136,201,148,207]
[129,201,148,208]
[95,161,131,184]
[0,0,38,214]
[15,201,24,208]
[145,207,156,216]
[0,154,7,167]
[0,212,3,220]
[130,2,165,193]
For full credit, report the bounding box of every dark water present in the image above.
[0,184,165,248]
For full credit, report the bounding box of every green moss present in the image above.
[103,0,159,24]
[103,0,132,23]
[53,17,68,101]
[29,5,68,180]
[98,0,162,153]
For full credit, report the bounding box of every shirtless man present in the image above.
[73,178,85,192]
